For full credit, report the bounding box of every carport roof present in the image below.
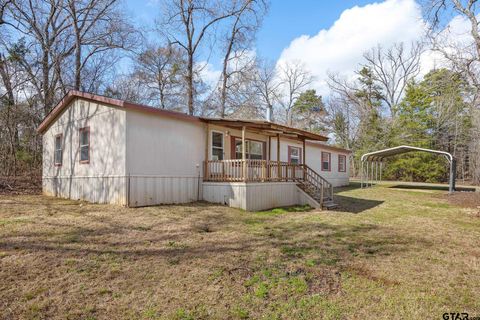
[361,145,454,162]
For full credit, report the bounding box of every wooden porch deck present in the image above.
[204,160,337,209]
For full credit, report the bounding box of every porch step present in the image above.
[322,200,339,210]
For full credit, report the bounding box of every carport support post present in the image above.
[449,158,456,194]
[360,161,364,188]
[366,160,370,188]
[380,161,383,182]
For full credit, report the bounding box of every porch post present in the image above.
[302,138,306,181]
[277,133,281,180]
[268,136,271,161]
[267,136,271,179]
[242,126,247,182]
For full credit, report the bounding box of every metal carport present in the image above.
[360,145,456,193]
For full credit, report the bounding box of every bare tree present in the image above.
[277,60,313,126]
[327,73,364,144]
[251,58,280,121]
[64,0,137,91]
[0,0,11,25]
[363,42,423,117]
[218,0,267,117]
[161,0,248,115]
[133,45,186,109]
[7,0,72,114]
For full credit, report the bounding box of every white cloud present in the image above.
[197,61,222,88]
[277,0,429,95]
[199,0,475,99]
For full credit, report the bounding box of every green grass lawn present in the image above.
[0,183,479,319]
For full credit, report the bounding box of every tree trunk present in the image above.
[187,54,194,115]
[74,28,82,90]
[42,51,52,115]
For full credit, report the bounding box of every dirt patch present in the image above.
[0,176,41,195]
[445,191,480,209]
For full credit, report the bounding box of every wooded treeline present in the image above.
[0,0,479,185]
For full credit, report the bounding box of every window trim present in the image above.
[231,136,266,160]
[321,151,331,172]
[210,130,224,160]
[338,154,346,172]
[287,145,302,164]
[54,133,63,167]
[79,126,90,164]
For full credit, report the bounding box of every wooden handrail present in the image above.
[299,164,334,202]
[204,160,304,182]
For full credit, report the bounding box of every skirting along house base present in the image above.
[38,91,351,211]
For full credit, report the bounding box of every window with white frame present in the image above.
[54,134,63,166]
[234,139,264,160]
[79,127,90,163]
[321,151,331,171]
[288,146,301,164]
[211,131,224,160]
[338,154,346,172]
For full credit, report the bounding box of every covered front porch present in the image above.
[202,118,327,180]
[201,119,336,211]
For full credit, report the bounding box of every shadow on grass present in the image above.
[333,195,384,214]
[334,182,378,193]
[331,182,383,214]
[0,204,427,270]
[389,184,476,192]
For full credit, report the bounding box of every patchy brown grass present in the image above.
[445,191,480,210]
[1,184,480,319]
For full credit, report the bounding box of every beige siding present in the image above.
[43,176,127,205]
[306,143,350,187]
[269,138,350,187]
[42,98,127,204]
[128,176,201,207]
[125,110,205,206]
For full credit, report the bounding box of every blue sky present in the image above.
[125,0,378,60]
[123,0,466,94]
[255,0,377,60]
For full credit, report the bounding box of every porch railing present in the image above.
[204,159,335,206]
[204,159,304,182]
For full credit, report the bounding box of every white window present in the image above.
[288,146,301,164]
[79,127,90,163]
[234,139,264,160]
[338,155,346,172]
[211,131,224,160]
[54,134,63,166]
[321,152,331,171]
